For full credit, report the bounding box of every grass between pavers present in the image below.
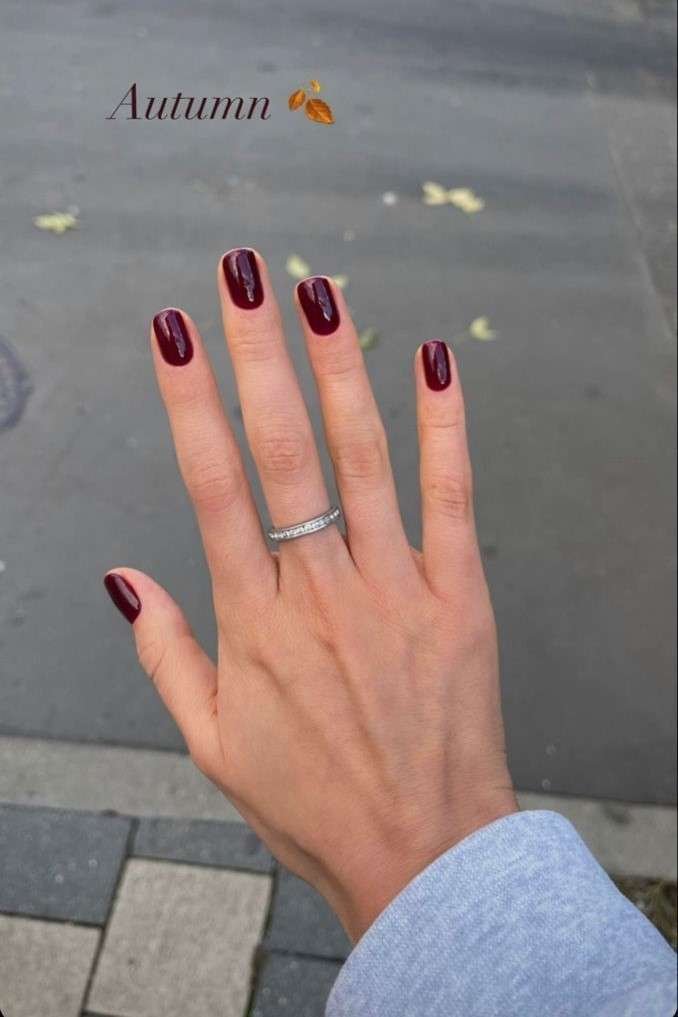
[615,877,677,949]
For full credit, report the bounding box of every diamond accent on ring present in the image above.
[267,506,341,542]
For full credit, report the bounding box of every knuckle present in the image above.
[332,429,389,486]
[425,472,472,521]
[256,427,312,483]
[317,346,360,380]
[136,634,168,685]
[420,412,465,443]
[229,318,279,364]
[183,458,242,514]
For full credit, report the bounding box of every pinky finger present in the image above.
[415,341,482,598]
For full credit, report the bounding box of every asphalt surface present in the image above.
[0,0,676,802]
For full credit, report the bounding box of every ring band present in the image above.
[267,506,342,542]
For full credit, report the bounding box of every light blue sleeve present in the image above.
[326,810,677,1017]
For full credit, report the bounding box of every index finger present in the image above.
[151,306,276,603]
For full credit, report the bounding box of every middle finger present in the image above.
[218,248,347,572]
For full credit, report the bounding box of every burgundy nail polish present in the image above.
[104,573,141,624]
[222,248,264,309]
[422,340,452,391]
[153,308,193,366]
[297,277,340,336]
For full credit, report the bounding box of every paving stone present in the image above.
[88,859,271,1017]
[265,870,351,961]
[0,805,130,924]
[133,817,273,873]
[249,953,342,1017]
[0,914,99,1017]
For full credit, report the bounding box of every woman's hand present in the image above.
[104,249,517,942]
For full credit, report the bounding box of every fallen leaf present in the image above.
[469,316,497,341]
[332,274,349,289]
[33,212,78,234]
[448,188,485,214]
[286,254,312,279]
[288,89,306,111]
[421,181,450,206]
[305,98,334,124]
[310,79,322,93]
[358,327,380,351]
[421,182,485,214]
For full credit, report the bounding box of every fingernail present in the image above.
[297,277,340,336]
[104,573,141,624]
[222,248,264,309]
[422,340,452,391]
[153,309,194,366]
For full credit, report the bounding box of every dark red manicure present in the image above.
[422,340,452,391]
[104,573,141,624]
[297,277,340,336]
[222,248,264,309]
[153,308,193,366]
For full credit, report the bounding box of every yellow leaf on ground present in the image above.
[33,212,78,234]
[448,188,485,214]
[421,181,449,206]
[469,316,497,341]
[421,182,485,214]
[286,254,312,279]
[332,274,348,289]
[358,327,380,351]
[310,79,322,93]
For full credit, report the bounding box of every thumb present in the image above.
[103,568,222,778]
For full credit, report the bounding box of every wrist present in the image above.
[326,787,519,942]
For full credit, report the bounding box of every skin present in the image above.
[108,250,518,942]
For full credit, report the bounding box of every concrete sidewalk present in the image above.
[0,736,676,1017]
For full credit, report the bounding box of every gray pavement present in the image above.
[0,0,676,809]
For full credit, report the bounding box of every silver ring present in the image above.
[267,505,341,542]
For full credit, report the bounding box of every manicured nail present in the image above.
[222,248,264,309]
[153,308,193,366]
[422,340,452,391]
[104,573,141,624]
[297,277,340,336]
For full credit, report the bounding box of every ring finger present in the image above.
[295,277,418,590]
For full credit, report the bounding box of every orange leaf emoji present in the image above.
[305,98,334,124]
[310,79,322,93]
[288,89,306,111]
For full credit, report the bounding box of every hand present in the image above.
[104,249,517,942]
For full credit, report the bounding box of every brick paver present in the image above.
[249,953,342,1017]
[265,870,351,961]
[0,805,130,924]
[0,914,99,1017]
[133,817,273,873]
[87,859,271,1017]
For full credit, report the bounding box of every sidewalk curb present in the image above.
[1,736,675,881]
